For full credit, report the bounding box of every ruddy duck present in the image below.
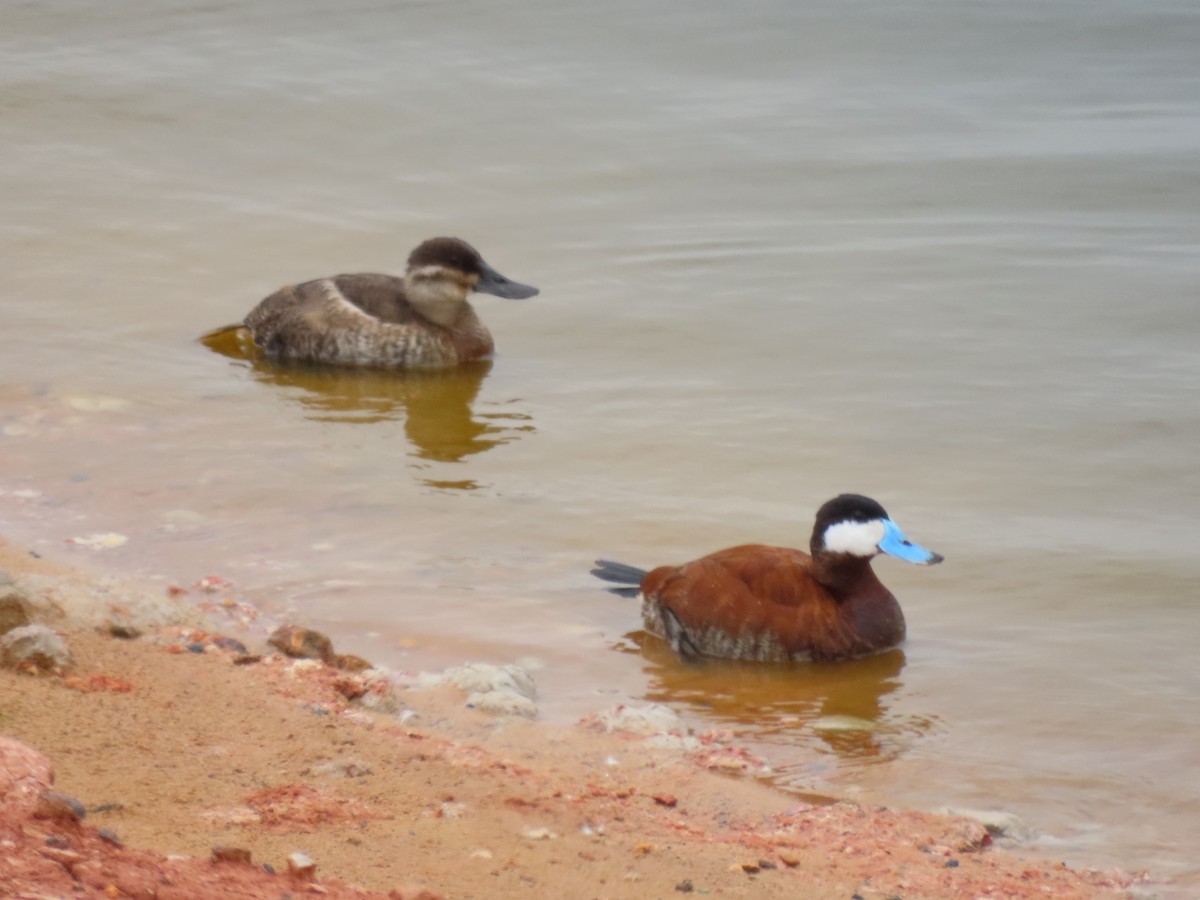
[210,237,538,369]
[592,493,943,662]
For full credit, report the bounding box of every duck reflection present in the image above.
[202,328,534,467]
[619,632,919,760]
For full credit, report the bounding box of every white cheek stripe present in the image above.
[822,519,885,557]
[410,264,450,280]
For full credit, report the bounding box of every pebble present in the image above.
[107,624,142,640]
[425,663,539,719]
[0,573,34,636]
[675,879,694,893]
[592,702,683,736]
[268,625,335,663]
[312,759,372,779]
[334,653,374,672]
[211,845,253,865]
[212,636,248,653]
[35,790,87,822]
[97,827,122,846]
[287,851,317,880]
[934,806,1031,841]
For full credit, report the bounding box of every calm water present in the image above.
[3,0,1199,886]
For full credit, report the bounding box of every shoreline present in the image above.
[0,535,1146,898]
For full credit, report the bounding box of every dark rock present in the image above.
[44,834,71,849]
[97,827,122,846]
[35,790,87,822]
[107,623,142,640]
[675,880,694,893]
[268,625,335,663]
[233,654,263,666]
[213,635,248,653]
[0,573,34,636]
[186,642,206,653]
[945,858,960,868]
[334,653,374,672]
[88,802,125,815]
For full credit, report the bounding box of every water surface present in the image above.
[2,0,1199,886]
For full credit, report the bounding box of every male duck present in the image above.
[213,237,538,368]
[592,493,943,662]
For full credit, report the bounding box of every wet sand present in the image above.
[0,536,1144,899]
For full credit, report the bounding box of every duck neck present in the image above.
[810,551,880,601]
[812,551,905,649]
[404,275,473,328]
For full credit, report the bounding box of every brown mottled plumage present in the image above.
[592,494,943,662]
[209,237,538,369]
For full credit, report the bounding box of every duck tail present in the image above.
[200,323,248,341]
[591,559,647,598]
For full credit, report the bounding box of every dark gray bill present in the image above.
[476,261,539,299]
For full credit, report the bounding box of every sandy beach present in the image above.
[0,536,1146,899]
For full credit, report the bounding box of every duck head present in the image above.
[404,237,539,326]
[811,493,944,565]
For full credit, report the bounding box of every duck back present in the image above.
[245,275,493,368]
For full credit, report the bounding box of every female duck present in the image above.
[592,493,943,662]
[214,237,538,369]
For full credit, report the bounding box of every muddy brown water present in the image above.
[3,0,1199,887]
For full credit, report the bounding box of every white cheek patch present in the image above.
[409,264,449,281]
[822,519,885,557]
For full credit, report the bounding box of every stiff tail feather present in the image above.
[200,323,248,341]
[590,559,646,598]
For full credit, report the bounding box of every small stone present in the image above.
[1,624,72,671]
[757,859,777,870]
[233,654,262,666]
[211,845,253,865]
[97,827,122,846]
[334,653,374,672]
[107,624,142,640]
[426,663,539,718]
[592,702,682,735]
[675,879,694,893]
[651,793,678,808]
[212,636,248,653]
[35,790,86,822]
[312,759,372,779]
[44,834,71,849]
[269,625,335,663]
[945,858,960,868]
[287,851,317,880]
[522,828,557,841]
[0,577,33,636]
[186,642,207,654]
[38,846,82,872]
[778,850,801,867]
